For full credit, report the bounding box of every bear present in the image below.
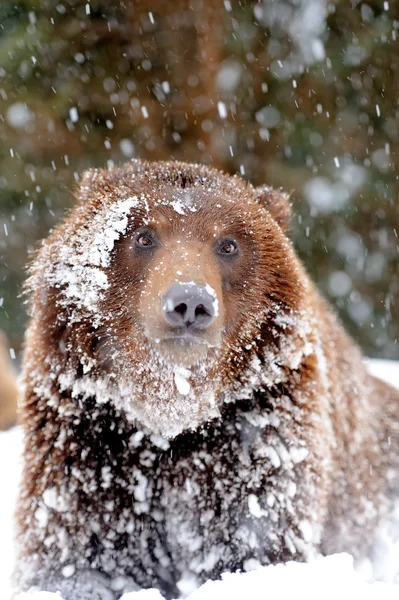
[14,160,399,599]
[0,330,18,431]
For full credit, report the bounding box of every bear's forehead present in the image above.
[105,182,260,234]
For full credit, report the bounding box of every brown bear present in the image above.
[14,160,399,599]
[0,330,18,431]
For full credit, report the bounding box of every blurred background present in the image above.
[0,0,398,360]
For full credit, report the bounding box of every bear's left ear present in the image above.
[254,185,292,232]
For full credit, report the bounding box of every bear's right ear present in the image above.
[254,185,292,232]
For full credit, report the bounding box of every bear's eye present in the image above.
[217,239,239,256]
[135,232,155,248]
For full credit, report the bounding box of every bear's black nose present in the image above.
[162,283,216,329]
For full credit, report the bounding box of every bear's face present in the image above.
[112,185,261,367]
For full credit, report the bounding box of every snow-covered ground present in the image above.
[1,359,398,600]
[0,424,22,600]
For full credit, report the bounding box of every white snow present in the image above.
[6,103,35,129]
[69,107,79,123]
[204,284,219,317]
[247,494,266,519]
[10,556,399,600]
[217,101,228,120]
[170,199,186,215]
[174,368,191,396]
[304,176,350,214]
[216,61,242,93]
[42,195,139,318]
[253,0,328,77]
[2,360,398,600]
[15,593,63,600]
[255,105,281,128]
[120,139,135,157]
[0,426,23,600]
[363,359,399,388]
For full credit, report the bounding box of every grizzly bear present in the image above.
[14,160,399,599]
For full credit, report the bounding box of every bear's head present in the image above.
[26,161,309,438]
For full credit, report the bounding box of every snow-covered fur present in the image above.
[14,161,399,599]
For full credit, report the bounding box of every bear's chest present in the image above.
[98,413,308,585]
[105,432,275,593]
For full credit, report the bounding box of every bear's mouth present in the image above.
[149,330,220,366]
[157,332,213,346]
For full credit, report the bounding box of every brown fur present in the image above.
[14,160,399,599]
[0,331,18,431]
